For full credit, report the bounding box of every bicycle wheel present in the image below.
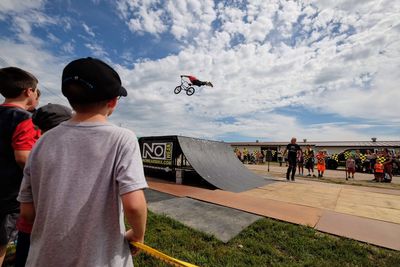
[186,87,195,96]
[174,86,182,94]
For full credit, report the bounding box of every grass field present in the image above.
[5,210,399,266]
[133,211,400,267]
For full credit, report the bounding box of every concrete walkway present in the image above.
[147,176,400,251]
[146,192,262,243]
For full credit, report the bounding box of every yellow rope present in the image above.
[131,242,199,267]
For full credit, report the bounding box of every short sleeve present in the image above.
[12,118,41,151]
[115,132,148,195]
[17,155,34,203]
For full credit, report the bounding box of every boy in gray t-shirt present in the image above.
[17,57,148,267]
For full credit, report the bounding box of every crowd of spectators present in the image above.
[234,145,398,183]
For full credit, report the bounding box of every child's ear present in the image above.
[24,88,34,97]
[107,97,118,108]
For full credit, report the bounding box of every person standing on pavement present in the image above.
[297,149,304,176]
[383,148,393,182]
[277,148,283,166]
[316,150,327,178]
[284,137,301,181]
[304,145,316,177]
[345,155,356,180]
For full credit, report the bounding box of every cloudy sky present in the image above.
[0,0,399,142]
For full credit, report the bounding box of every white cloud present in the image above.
[1,2,62,47]
[1,1,399,141]
[0,0,44,14]
[116,0,216,43]
[62,42,75,54]
[108,0,400,141]
[83,23,96,37]
[0,39,69,107]
[116,0,168,35]
[84,43,109,58]
[214,114,380,142]
[47,33,61,43]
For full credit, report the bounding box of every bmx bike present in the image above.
[174,77,195,96]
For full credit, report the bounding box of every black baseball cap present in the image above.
[62,57,127,103]
[32,103,73,132]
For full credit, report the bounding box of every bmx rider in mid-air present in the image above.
[181,75,213,87]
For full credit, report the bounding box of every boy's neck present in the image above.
[2,98,29,110]
[71,113,108,123]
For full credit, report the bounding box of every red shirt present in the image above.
[1,104,41,150]
[375,163,384,173]
[17,217,33,233]
[188,76,197,82]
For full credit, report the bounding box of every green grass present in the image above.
[4,211,399,266]
[133,211,400,267]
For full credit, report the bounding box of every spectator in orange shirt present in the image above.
[316,150,326,178]
[374,161,384,182]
